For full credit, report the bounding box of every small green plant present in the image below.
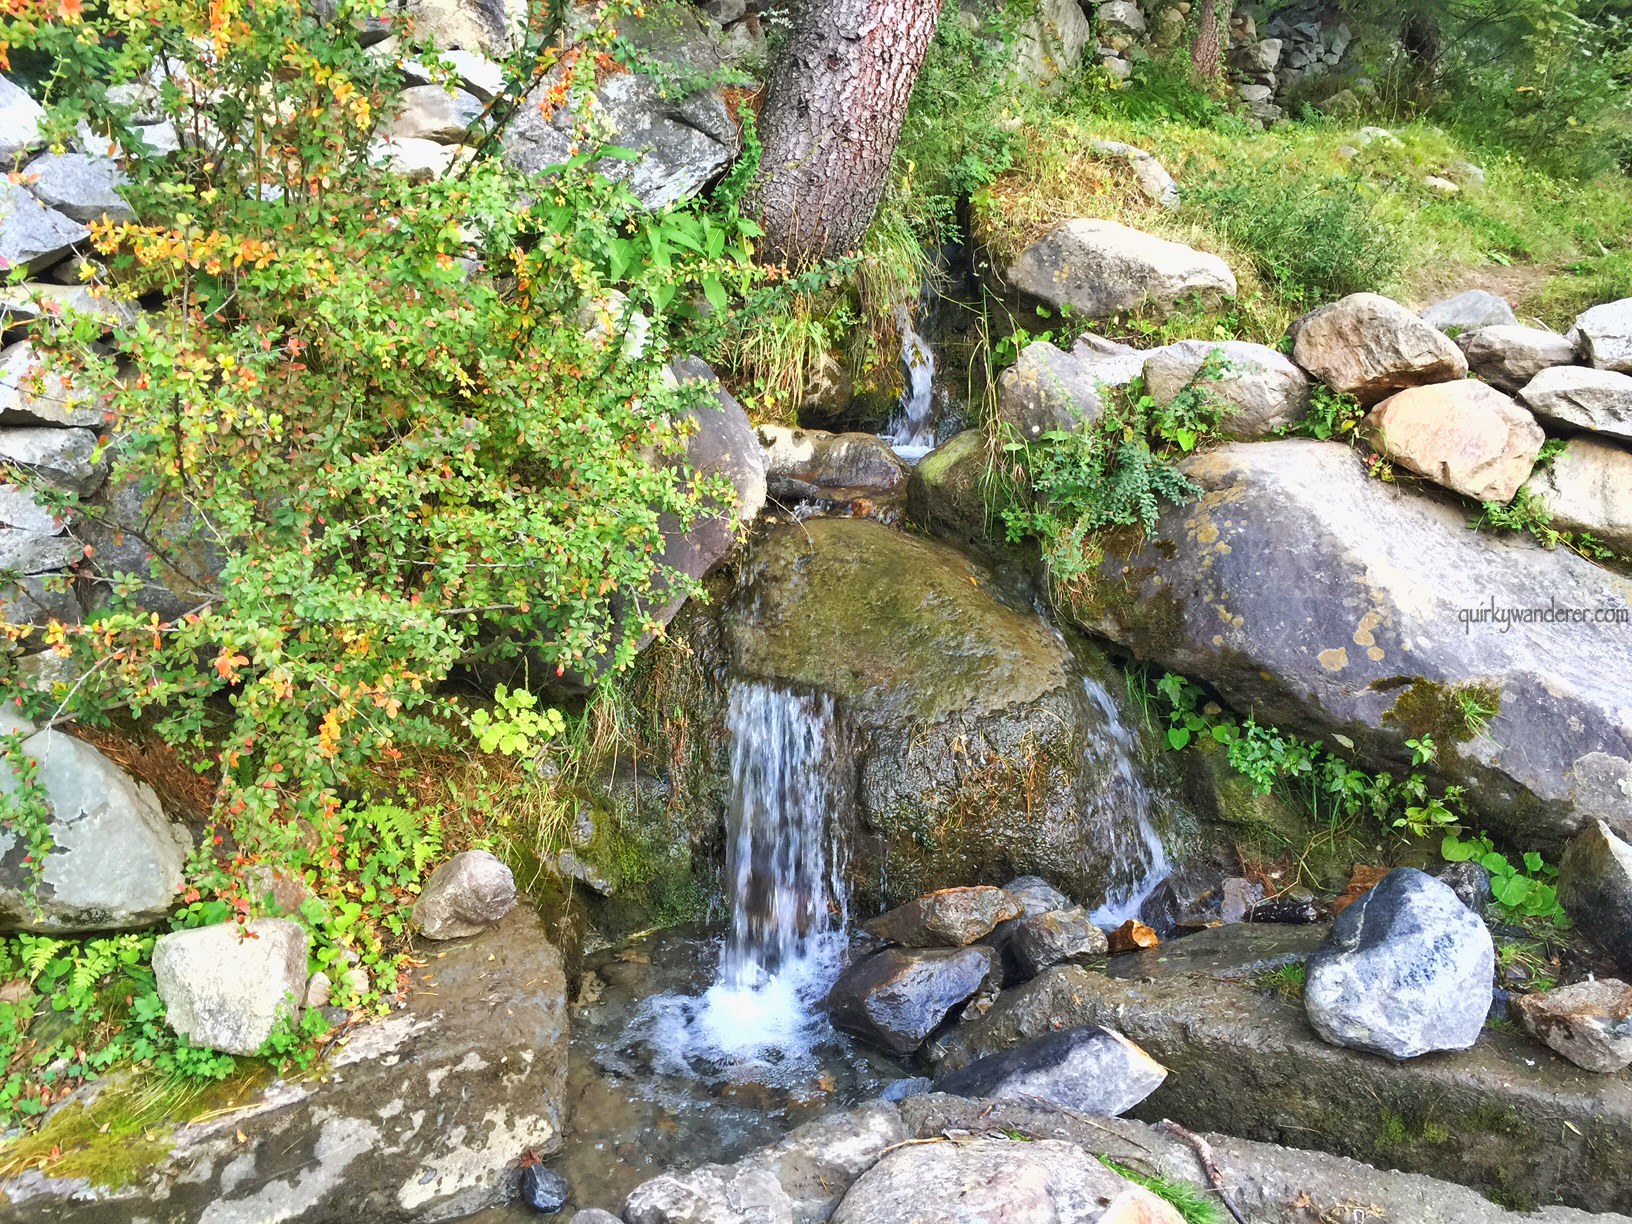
[467,686,567,758]
[1256,961,1308,1002]
[1289,383,1366,441]
[1442,833,1572,927]
[1098,1156,1229,1224]
[1458,690,1498,737]
[1471,485,1620,561]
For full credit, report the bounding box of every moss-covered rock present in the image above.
[905,429,994,550]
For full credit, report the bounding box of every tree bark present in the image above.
[750,0,943,268]
[1190,0,1224,83]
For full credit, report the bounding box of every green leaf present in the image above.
[1167,726,1191,750]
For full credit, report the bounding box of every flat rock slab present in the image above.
[0,909,568,1222]
[1105,922,1330,980]
[899,1096,1631,1224]
[930,965,1632,1213]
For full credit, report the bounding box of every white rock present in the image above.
[1518,365,1632,442]
[1004,219,1236,321]
[153,918,309,1054]
[1568,298,1632,372]
[1457,324,1578,394]
[1420,289,1517,333]
[414,849,517,939]
[388,84,484,142]
[0,426,104,495]
[0,181,89,275]
[0,340,104,427]
[0,76,44,163]
[1143,339,1312,438]
[1524,437,1632,555]
[23,153,133,224]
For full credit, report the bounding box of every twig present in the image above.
[1159,1119,1248,1224]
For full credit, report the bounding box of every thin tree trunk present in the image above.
[750,0,943,268]
[1190,0,1223,83]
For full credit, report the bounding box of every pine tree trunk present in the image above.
[1190,0,1222,83]
[750,0,944,268]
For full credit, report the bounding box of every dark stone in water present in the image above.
[1007,907,1109,979]
[934,1024,1167,1116]
[520,1163,569,1213]
[827,945,999,1056]
[880,1076,933,1101]
[1250,895,1320,924]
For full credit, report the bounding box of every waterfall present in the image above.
[719,682,850,989]
[887,305,936,458]
[1080,677,1172,926]
[627,681,851,1082]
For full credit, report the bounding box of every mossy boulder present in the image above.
[727,517,1176,907]
[905,429,993,550]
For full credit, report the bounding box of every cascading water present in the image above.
[1080,676,1173,926]
[887,304,937,459]
[623,681,852,1083]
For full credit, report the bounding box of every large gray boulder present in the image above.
[1291,292,1467,404]
[1005,906,1109,978]
[729,517,1172,905]
[1568,298,1632,371]
[1360,379,1545,502]
[756,424,907,495]
[402,0,525,56]
[623,1100,908,1224]
[1420,289,1517,333]
[832,1136,1184,1224]
[1,76,44,163]
[1304,869,1494,1059]
[1524,436,1632,554]
[826,946,998,1055]
[1001,220,1236,321]
[1143,339,1311,438]
[413,849,517,939]
[22,153,132,224]
[864,886,1024,948]
[0,182,89,275]
[935,1024,1167,1115]
[1520,365,1632,441]
[1559,821,1632,974]
[0,483,77,576]
[1010,0,1092,87]
[1457,324,1577,393]
[905,429,989,547]
[1,909,568,1222]
[0,426,104,496]
[997,339,1106,440]
[152,918,308,1055]
[0,725,192,933]
[1059,440,1632,849]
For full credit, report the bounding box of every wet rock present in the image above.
[1362,378,1546,501]
[757,424,907,494]
[730,517,1168,905]
[0,426,104,496]
[1,76,44,162]
[864,886,1025,948]
[905,429,988,547]
[1004,875,1073,915]
[936,1023,1166,1116]
[153,918,308,1055]
[1519,365,1632,441]
[1143,339,1311,439]
[997,339,1106,440]
[1524,435,1632,554]
[832,1134,1183,1224]
[413,849,517,939]
[0,725,192,933]
[927,964,1632,1213]
[1250,895,1320,924]
[21,153,132,224]
[624,1099,907,1224]
[0,909,569,1222]
[1458,324,1577,393]
[572,1212,622,1224]
[1106,919,1159,954]
[1420,289,1517,333]
[880,1076,932,1101]
[1002,219,1236,322]
[0,182,89,277]
[1106,922,1330,982]
[1007,907,1108,978]
[1559,821,1632,973]
[552,847,614,896]
[1515,978,1632,1073]
[520,1164,569,1213]
[388,83,484,142]
[1568,298,1632,371]
[1291,292,1468,405]
[827,946,999,1055]
[1305,868,1494,1059]
[1220,877,1263,924]
[1059,439,1632,848]
[1433,860,1493,916]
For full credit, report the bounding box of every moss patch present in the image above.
[1381,677,1502,750]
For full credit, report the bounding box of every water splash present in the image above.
[623,682,851,1083]
[887,305,936,458]
[1080,676,1172,926]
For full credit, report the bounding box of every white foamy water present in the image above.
[624,682,850,1083]
[887,306,937,455]
[1081,676,1173,926]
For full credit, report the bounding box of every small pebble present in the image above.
[520,1163,570,1214]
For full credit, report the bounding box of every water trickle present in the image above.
[623,681,852,1082]
[887,304,936,459]
[1080,677,1173,926]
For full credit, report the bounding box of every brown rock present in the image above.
[1361,380,1545,502]
[1291,292,1468,405]
[863,886,1025,947]
[1107,918,1159,954]
[1514,978,1632,1072]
